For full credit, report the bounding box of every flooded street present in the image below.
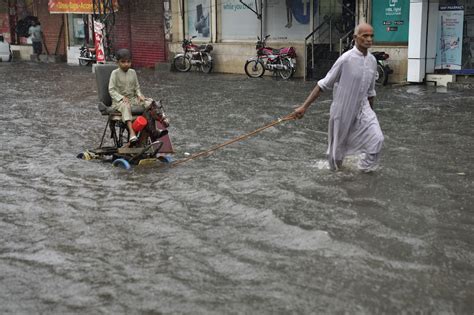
[1,62,473,313]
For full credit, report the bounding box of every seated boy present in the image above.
[108,48,153,142]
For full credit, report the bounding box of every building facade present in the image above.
[167,0,474,83]
[408,0,474,83]
[0,0,167,67]
[167,0,409,81]
[2,0,473,84]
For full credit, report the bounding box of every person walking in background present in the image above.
[28,19,43,60]
[0,35,12,62]
[293,23,384,172]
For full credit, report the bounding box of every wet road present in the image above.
[1,62,473,313]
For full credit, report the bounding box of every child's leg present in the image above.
[113,100,136,140]
[113,99,133,122]
[126,120,136,140]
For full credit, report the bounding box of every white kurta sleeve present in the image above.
[317,56,345,91]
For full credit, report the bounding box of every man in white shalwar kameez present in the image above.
[294,23,384,172]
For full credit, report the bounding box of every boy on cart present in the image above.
[108,48,154,143]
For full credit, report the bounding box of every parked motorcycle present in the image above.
[244,35,296,80]
[372,51,393,86]
[78,44,96,66]
[173,36,213,73]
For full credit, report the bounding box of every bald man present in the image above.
[293,23,384,172]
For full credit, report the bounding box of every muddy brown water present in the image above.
[1,62,473,313]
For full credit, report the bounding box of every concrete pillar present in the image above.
[426,0,439,73]
[407,0,439,82]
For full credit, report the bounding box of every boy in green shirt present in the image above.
[108,48,153,142]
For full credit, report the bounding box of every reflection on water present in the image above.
[0,63,473,313]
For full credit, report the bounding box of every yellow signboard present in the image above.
[48,0,119,14]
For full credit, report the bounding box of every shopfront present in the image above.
[370,0,410,83]
[48,0,110,64]
[180,0,358,42]
[408,0,474,83]
[172,0,357,76]
[435,0,474,74]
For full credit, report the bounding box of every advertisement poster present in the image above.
[221,0,316,41]
[372,0,410,43]
[435,5,464,70]
[187,0,210,39]
[265,0,317,40]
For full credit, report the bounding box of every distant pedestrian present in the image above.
[28,19,43,60]
[0,35,12,62]
[293,23,384,172]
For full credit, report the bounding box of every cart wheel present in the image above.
[113,158,131,170]
[158,155,172,163]
[77,151,92,160]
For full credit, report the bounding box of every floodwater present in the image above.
[1,62,473,314]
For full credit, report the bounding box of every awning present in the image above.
[48,0,119,14]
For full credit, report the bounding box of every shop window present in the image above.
[68,14,90,46]
[220,0,259,41]
[264,0,317,41]
[219,0,317,41]
[435,0,474,72]
[186,0,211,39]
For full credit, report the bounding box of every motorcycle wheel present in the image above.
[376,63,388,86]
[200,53,213,74]
[279,58,293,80]
[79,58,90,66]
[244,60,265,78]
[173,55,192,72]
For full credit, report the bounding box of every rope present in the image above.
[170,113,297,168]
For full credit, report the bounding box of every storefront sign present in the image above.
[372,0,409,43]
[48,0,118,14]
[435,5,464,70]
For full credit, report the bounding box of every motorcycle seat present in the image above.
[198,44,213,52]
[95,63,145,117]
